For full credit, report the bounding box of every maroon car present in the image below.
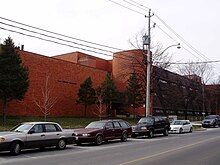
[73,120,132,145]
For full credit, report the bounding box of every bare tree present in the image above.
[211,75,220,85]
[33,75,58,121]
[115,40,173,103]
[93,87,105,120]
[177,62,214,84]
[128,31,173,70]
[177,62,214,115]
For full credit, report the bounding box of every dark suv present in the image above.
[131,116,170,138]
[74,120,132,145]
[202,115,220,128]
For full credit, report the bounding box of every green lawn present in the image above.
[0,116,137,131]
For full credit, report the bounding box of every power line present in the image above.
[0,25,141,62]
[0,16,122,51]
[0,26,114,57]
[169,60,220,65]
[117,0,220,70]
[123,0,149,12]
[0,21,115,54]
[124,0,207,61]
[109,0,146,16]
[2,25,220,67]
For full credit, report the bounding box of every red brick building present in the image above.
[1,48,219,118]
[0,50,109,117]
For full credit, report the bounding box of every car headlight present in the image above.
[82,134,90,137]
[141,127,147,130]
[0,138,5,142]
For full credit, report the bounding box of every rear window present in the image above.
[45,124,60,132]
[119,121,129,128]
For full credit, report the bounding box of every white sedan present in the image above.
[169,120,193,134]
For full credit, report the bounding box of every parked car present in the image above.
[170,120,193,134]
[0,122,76,155]
[74,120,132,145]
[131,116,170,138]
[202,115,220,128]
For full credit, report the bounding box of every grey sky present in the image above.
[0,0,219,81]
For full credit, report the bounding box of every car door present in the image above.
[26,124,45,149]
[183,121,190,132]
[103,122,115,140]
[154,117,162,133]
[113,121,122,138]
[43,124,62,147]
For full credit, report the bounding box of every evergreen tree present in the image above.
[76,77,96,116]
[101,73,119,115]
[126,71,143,118]
[0,37,29,124]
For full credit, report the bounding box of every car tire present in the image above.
[10,141,21,156]
[121,132,128,142]
[148,129,154,138]
[56,139,66,150]
[95,135,103,145]
[213,123,216,128]
[189,127,193,133]
[179,128,183,134]
[163,128,169,136]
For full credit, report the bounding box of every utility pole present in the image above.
[143,9,154,116]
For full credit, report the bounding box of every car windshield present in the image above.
[205,116,216,119]
[172,120,183,125]
[138,117,154,124]
[85,122,105,129]
[11,123,33,132]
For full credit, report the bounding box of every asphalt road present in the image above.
[1,128,220,165]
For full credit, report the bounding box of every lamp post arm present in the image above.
[159,43,180,56]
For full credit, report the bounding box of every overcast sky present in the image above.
[0,0,219,81]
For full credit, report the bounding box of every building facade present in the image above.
[0,49,219,118]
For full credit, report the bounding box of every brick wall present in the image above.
[1,51,107,117]
[54,52,112,72]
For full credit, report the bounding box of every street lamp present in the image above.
[159,43,181,56]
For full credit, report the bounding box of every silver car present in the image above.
[0,122,76,155]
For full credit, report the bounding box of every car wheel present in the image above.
[56,139,66,150]
[10,142,21,156]
[163,128,169,136]
[121,132,128,142]
[213,123,216,128]
[189,127,193,133]
[148,129,154,138]
[179,128,183,134]
[95,135,103,145]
